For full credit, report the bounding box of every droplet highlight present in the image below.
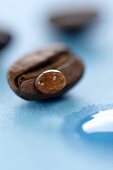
[80,109,113,143]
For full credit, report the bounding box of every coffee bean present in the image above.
[8,45,84,100]
[50,9,98,31]
[0,30,11,50]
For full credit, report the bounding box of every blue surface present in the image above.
[1,0,113,169]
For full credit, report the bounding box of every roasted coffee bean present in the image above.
[50,9,98,31]
[0,30,11,50]
[8,45,84,100]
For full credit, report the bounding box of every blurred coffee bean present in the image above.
[50,9,98,31]
[0,30,11,50]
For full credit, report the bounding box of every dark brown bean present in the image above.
[7,45,84,100]
[0,30,11,50]
[50,9,98,31]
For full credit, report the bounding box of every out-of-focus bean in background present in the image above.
[0,0,113,170]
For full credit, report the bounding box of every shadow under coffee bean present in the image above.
[7,44,84,100]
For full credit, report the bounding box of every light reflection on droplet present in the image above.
[80,109,113,143]
[83,109,113,133]
[53,75,57,81]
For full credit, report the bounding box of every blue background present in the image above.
[0,0,113,169]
